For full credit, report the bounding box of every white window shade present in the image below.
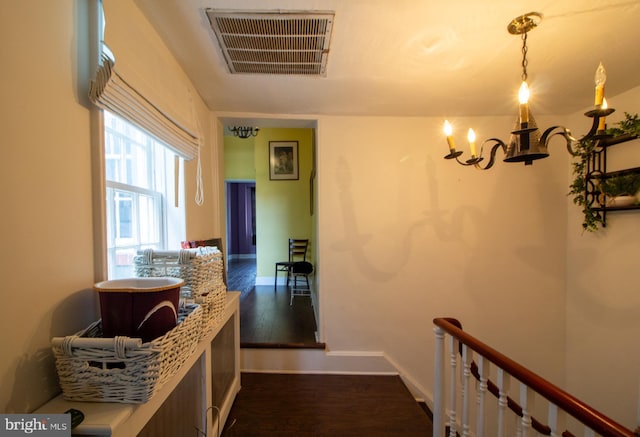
[89,45,199,160]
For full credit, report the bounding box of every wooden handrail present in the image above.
[434,317,636,437]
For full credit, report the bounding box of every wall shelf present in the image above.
[584,133,640,227]
[36,292,241,437]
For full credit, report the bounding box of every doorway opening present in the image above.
[226,182,256,263]
[226,181,257,297]
[222,121,322,348]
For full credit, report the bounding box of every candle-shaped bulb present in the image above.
[443,120,456,151]
[595,62,607,86]
[467,128,476,143]
[467,128,477,157]
[443,120,452,136]
[518,81,530,124]
[598,98,608,131]
[518,81,530,104]
[594,62,606,106]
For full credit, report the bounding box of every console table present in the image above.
[37,292,240,436]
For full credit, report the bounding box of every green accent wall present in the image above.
[224,128,315,279]
[224,135,256,180]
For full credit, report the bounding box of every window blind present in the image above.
[89,44,199,161]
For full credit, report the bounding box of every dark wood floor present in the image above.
[226,258,258,299]
[227,258,323,348]
[221,373,433,436]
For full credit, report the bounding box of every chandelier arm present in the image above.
[445,150,480,166]
[584,114,602,141]
[453,154,478,166]
[540,126,580,156]
[473,138,507,170]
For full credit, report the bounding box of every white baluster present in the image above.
[520,383,534,437]
[475,355,488,437]
[548,403,559,437]
[583,429,595,437]
[497,368,510,437]
[448,336,458,437]
[461,344,472,437]
[433,327,446,437]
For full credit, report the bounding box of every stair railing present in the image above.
[433,317,638,437]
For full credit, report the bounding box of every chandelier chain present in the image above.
[521,32,528,82]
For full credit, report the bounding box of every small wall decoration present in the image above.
[269,141,299,180]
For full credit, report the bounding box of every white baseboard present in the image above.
[240,348,431,405]
[256,276,276,286]
[228,254,256,260]
[241,348,396,375]
[383,352,433,409]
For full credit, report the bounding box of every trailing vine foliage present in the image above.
[568,137,600,232]
[568,112,640,232]
[606,112,640,137]
[600,173,640,197]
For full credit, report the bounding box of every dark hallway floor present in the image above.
[226,258,257,299]
[227,258,323,347]
[222,373,433,436]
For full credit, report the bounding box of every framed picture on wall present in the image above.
[269,141,299,180]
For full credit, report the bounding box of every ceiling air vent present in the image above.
[205,9,334,76]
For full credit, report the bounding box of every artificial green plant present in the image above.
[568,112,640,232]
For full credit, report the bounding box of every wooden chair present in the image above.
[274,239,309,290]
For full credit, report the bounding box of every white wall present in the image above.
[0,1,95,412]
[565,85,640,429]
[0,1,218,412]
[316,114,569,402]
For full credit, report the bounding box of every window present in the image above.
[104,111,185,279]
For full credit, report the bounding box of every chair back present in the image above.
[288,239,309,263]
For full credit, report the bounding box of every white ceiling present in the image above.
[134,0,640,124]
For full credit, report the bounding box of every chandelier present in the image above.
[230,126,259,139]
[443,12,614,170]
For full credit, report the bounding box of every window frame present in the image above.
[92,108,186,281]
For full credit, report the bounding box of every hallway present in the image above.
[227,258,322,347]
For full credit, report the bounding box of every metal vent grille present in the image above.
[205,10,334,76]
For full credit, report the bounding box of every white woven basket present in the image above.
[51,304,202,404]
[134,247,226,335]
[194,281,227,335]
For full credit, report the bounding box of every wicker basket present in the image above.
[51,304,202,403]
[133,247,226,335]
